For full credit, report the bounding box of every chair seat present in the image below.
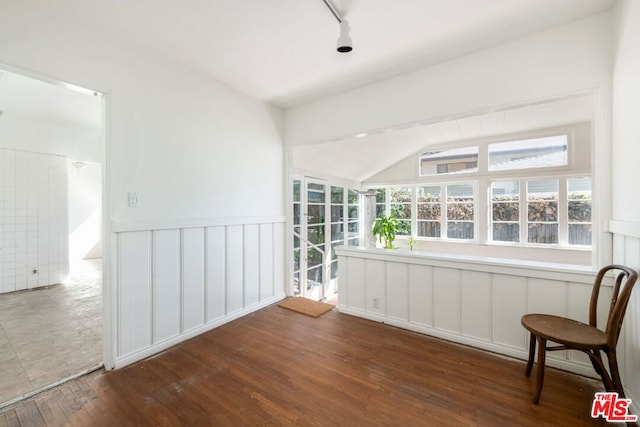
[521,314,607,349]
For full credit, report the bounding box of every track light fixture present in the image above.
[322,0,353,53]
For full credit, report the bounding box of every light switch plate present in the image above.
[128,191,140,207]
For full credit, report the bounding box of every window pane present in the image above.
[447,184,474,221]
[348,238,360,246]
[391,187,412,223]
[569,224,592,245]
[492,224,519,242]
[527,179,558,222]
[330,261,339,279]
[447,222,474,239]
[293,203,301,225]
[348,206,359,220]
[417,186,441,220]
[307,247,323,268]
[331,242,341,260]
[375,204,386,219]
[420,147,479,176]
[293,180,301,202]
[528,224,558,244]
[418,221,440,238]
[307,204,325,224]
[397,220,411,236]
[331,186,344,203]
[307,265,323,288]
[307,225,325,245]
[374,188,385,203]
[348,189,359,204]
[568,177,591,246]
[489,135,568,171]
[293,249,300,271]
[347,222,359,234]
[308,187,325,203]
[331,205,343,222]
[331,223,343,242]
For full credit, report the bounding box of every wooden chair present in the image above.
[521,264,637,404]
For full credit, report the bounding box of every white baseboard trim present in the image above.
[114,293,286,369]
[337,306,598,379]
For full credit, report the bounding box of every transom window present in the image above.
[370,125,591,249]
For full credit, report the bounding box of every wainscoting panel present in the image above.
[152,229,180,343]
[182,228,205,332]
[114,217,286,368]
[460,271,491,341]
[206,226,226,322]
[118,231,152,357]
[610,222,640,415]
[336,246,601,378]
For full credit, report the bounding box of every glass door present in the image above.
[304,179,327,301]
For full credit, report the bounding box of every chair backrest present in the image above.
[589,265,638,348]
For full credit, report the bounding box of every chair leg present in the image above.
[607,350,626,399]
[525,332,536,377]
[589,351,615,392]
[532,336,546,404]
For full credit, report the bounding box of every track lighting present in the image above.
[337,20,353,53]
[322,0,353,53]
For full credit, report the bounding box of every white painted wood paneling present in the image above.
[272,222,285,296]
[259,223,274,300]
[152,229,180,342]
[461,271,491,341]
[365,259,386,315]
[182,228,205,331]
[386,262,408,321]
[206,226,226,322]
[346,257,365,310]
[408,264,433,327]
[492,274,526,349]
[243,224,260,307]
[433,267,461,333]
[226,225,245,314]
[118,231,152,356]
[336,246,605,378]
[114,219,286,367]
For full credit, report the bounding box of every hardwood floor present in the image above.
[0,302,618,426]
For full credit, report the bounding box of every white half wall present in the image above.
[114,218,285,368]
[336,246,626,384]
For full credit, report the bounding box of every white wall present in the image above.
[611,0,640,414]
[68,161,102,261]
[0,114,101,163]
[0,2,285,368]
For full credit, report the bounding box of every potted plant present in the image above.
[407,236,416,251]
[372,214,399,249]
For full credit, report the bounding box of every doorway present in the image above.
[0,68,104,406]
[292,176,360,301]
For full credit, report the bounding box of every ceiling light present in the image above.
[337,21,353,53]
[322,0,353,53]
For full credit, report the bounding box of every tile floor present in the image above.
[0,259,102,406]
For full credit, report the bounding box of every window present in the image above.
[373,188,386,219]
[446,184,475,239]
[527,179,559,244]
[491,181,520,242]
[417,186,441,238]
[420,146,479,176]
[489,135,568,171]
[330,186,344,280]
[567,177,592,246]
[347,189,360,246]
[390,187,412,235]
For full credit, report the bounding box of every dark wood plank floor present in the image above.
[0,303,617,426]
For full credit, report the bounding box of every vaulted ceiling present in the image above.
[0,1,613,180]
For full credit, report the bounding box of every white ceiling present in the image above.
[292,94,594,182]
[49,0,614,108]
[1,1,611,181]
